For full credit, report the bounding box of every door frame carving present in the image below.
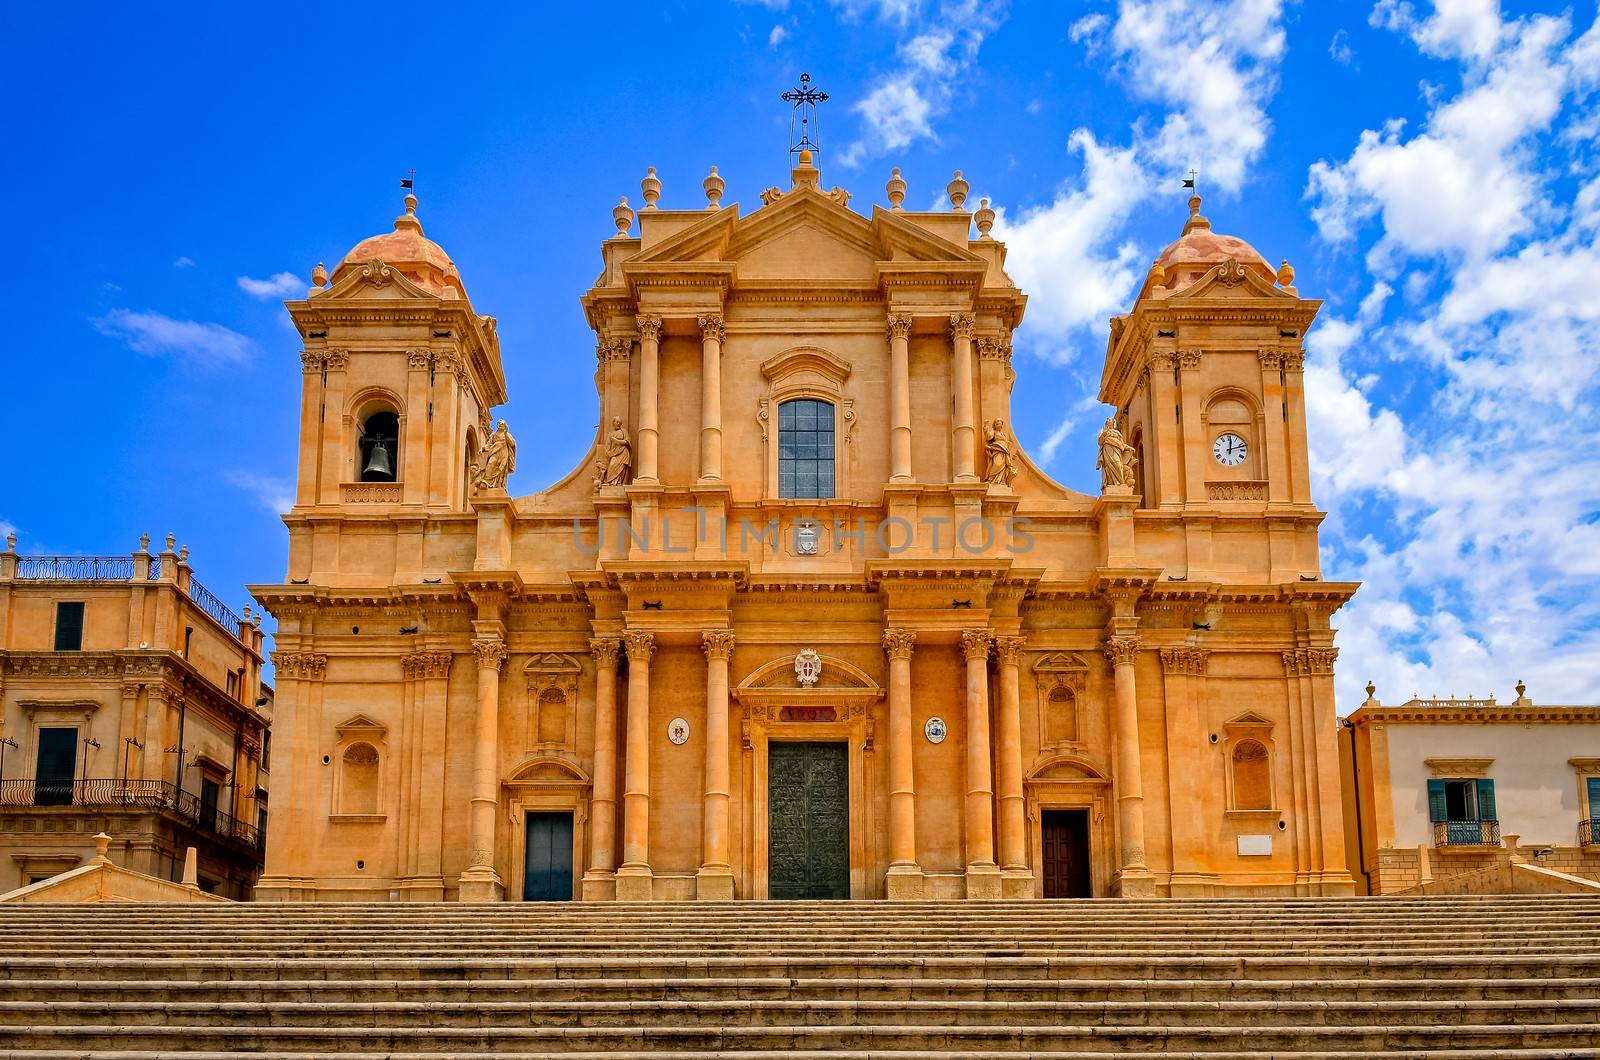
[502,755,589,902]
[1025,752,1113,898]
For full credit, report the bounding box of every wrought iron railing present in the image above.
[0,778,260,848]
[15,556,135,581]
[1434,819,1501,847]
[1581,819,1599,847]
[187,576,242,632]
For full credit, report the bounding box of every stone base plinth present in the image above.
[396,876,447,902]
[1115,869,1158,898]
[1000,868,1035,899]
[885,864,925,901]
[614,866,654,901]
[964,863,1003,900]
[1168,872,1220,899]
[580,871,616,903]
[252,876,316,903]
[456,868,504,903]
[695,868,736,900]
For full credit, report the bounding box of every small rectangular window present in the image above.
[53,602,84,651]
[226,671,238,697]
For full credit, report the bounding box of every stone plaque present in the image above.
[667,717,690,745]
[924,717,947,744]
[1237,834,1272,856]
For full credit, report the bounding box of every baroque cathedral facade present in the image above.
[251,151,1356,902]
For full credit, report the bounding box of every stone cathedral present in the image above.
[251,150,1357,902]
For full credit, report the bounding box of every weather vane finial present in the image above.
[781,73,829,162]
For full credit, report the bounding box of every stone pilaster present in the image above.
[950,313,977,482]
[617,630,655,900]
[697,630,736,899]
[887,315,913,482]
[697,315,724,483]
[458,637,507,902]
[583,637,622,901]
[961,628,1000,898]
[993,635,1033,897]
[882,628,922,898]
[1105,635,1155,896]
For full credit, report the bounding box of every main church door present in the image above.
[522,812,573,901]
[768,741,849,899]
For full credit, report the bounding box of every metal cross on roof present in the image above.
[781,73,829,161]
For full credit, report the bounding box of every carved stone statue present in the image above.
[471,419,517,492]
[984,419,1018,486]
[598,417,632,487]
[1096,417,1139,490]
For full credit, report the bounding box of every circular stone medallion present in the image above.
[667,717,690,745]
[924,716,948,744]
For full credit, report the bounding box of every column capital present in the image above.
[961,628,994,661]
[323,348,350,370]
[882,628,917,660]
[701,629,736,660]
[949,312,975,339]
[402,651,453,680]
[1257,348,1284,371]
[622,629,656,662]
[886,313,913,340]
[589,636,622,667]
[1103,635,1141,668]
[1284,646,1337,676]
[406,348,432,370]
[602,336,632,361]
[697,314,725,342]
[270,651,327,680]
[637,315,663,341]
[1178,348,1202,370]
[299,350,324,373]
[471,638,508,670]
[993,635,1026,666]
[1159,647,1209,676]
[1283,350,1305,372]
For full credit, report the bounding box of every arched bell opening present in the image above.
[359,409,400,482]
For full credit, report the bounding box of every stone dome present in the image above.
[329,194,465,299]
[1151,194,1276,291]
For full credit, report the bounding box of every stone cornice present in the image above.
[1349,703,1600,726]
[1,650,269,734]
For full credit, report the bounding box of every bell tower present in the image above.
[1099,194,1322,582]
[283,192,508,582]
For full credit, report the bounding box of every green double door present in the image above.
[768,741,850,900]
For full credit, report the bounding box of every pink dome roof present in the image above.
[1153,195,1276,289]
[330,194,465,299]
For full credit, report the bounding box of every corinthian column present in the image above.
[697,630,736,899]
[458,637,508,902]
[961,628,1000,897]
[950,313,977,482]
[882,628,922,899]
[1105,634,1154,896]
[993,635,1030,891]
[636,316,662,484]
[583,636,622,901]
[887,315,913,482]
[616,630,655,900]
[697,315,724,483]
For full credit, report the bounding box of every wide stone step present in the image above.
[2,1021,1597,1052]
[3,1051,1596,1060]
[11,975,1597,1004]
[5,997,1599,1030]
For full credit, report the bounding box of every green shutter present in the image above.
[1587,776,1600,820]
[1476,778,1497,822]
[53,602,84,651]
[1426,779,1447,823]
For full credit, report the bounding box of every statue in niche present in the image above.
[984,419,1018,485]
[1096,417,1139,490]
[597,417,633,487]
[471,419,517,492]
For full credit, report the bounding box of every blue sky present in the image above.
[3,1,1597,709]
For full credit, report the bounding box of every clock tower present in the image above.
[1099,194,1322,583]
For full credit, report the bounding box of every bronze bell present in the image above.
[363,440,393,478]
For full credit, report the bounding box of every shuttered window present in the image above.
[1475,778,1497,821]
[53,602,84,651]
[1427,778,1448,823]
[1587,776,1600,821]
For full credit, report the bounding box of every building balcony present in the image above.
[1581,818,1600,848]
[0,778,262,859]
[1434,819,1501,848]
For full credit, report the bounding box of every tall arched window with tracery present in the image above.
[778,398,835,499]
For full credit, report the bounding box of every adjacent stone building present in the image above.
[1340,683,1600,894]
[252,153,1356,902]
[0,534,272,898]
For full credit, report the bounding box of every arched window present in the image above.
[1131,428,1148,508]
[359,410,400,483]
[341,743,380,815]
[1044,686,1079,745]
[1232,739,1271,810]
[778,399,835,499]
[462,426,478,507]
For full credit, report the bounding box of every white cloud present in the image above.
[1304,5,1600,708]
[173,256,195,268]
[237,272,304,298]
[1099,0,1288,192]
[226,472,295,515]
[837,0,1001,166]
[93,309,253,368]
[993,132,1147,353]
[1329,28,1354,65]
[768,24,789,46]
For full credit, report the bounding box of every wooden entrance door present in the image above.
[33,727,76,807]
[522,812,573,901]
[1041,809,1092,898]
[768,741,849,899]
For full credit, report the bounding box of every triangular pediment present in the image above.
[335,713,388,739]
[869,206,986,265]
[1033,651,1091,673]
[523,652,581,674]
[1225,710,1274,728]
[628,208,738,265]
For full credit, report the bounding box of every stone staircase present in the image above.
[0,895,1597,1057]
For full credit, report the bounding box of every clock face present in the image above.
[1212,433,1248,466]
